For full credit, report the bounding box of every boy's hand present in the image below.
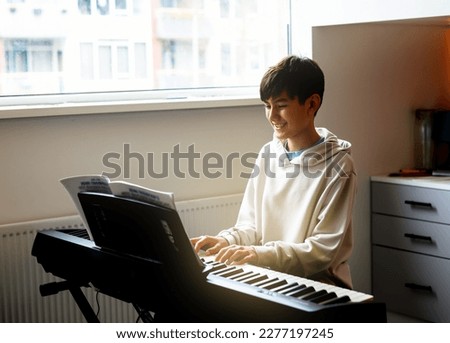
[215,245,257,265]
[190,235,228,256]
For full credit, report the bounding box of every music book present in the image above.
[60,174,176,240]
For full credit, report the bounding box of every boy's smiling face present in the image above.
[264,90,320,151]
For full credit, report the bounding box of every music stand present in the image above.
[77,192,207,321]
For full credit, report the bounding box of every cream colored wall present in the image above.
[312,21,449,292]
[0,106,272,225]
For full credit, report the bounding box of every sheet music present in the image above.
[60,174,176,240]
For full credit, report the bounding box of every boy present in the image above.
[192,55,356,289]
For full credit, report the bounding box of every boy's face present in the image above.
[263,90,318,151]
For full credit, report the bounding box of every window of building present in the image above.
[80,43,94,79]
[99,45,113,79]
[134,43,148,78]
[97,0,110,15]
[5,40,54,73]
[78,0,91,14]
[0,0,291,105]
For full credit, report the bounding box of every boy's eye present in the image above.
[264,101,287,110]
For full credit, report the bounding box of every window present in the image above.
[97,0,110,16]
[80,43,94,79]
[5,40,28,73]
[5,40,54,73]
[117,46,129,75]
[99,45,112,79]
[78,0,91,14]
[115,0,127,10]
[0,0,291,102]
[134,43,148,78]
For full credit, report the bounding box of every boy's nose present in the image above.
[267,108,279,121]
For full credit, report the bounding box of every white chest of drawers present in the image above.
[371,176,450,322]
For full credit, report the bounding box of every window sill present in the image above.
[0,89,262,120]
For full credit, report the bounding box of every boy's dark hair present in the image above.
[259,55,325,106]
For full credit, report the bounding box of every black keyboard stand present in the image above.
[133,303,155,323]
[39,281,100,323]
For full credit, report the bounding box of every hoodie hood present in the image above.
[274,127,352,167]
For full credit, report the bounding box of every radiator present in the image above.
[0,193,242,323]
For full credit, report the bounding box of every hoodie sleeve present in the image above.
[216,146,266,246]
[217,175,261,246]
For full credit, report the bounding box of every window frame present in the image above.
[0,86,261,119]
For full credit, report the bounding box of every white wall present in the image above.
[292,0,450,57]
[0,106,272,225]
[312,20,449,292]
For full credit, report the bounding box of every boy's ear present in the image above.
[308,93,321,111]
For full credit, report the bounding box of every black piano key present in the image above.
[62,229,90,240]
[282,284,307,295]
[234,272,259,282]
[212,266,236,275]
[204,261,221,268]
[320,295,351,305]
[208,263,228,273]
[312,292,338,304]
[271,282,300,293]
[262,279,288,290]
[228,271,253,280]
[218,268,244,278]
[244,274,269,285]
[253,278,278,287]
[289,286,315,298]
[300,289,327,301]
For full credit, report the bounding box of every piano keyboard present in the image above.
[202,256,373,312]
[32,228,385,322]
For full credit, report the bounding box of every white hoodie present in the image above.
[218,128,356,289]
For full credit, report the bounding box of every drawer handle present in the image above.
[404,282,433,293]
[404,233,432,242]
[404,200,433,208]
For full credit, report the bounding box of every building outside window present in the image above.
[0,0,290,99]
